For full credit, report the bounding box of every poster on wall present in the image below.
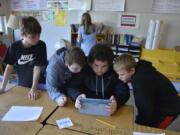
[152,0,180,14]
[120,14,139,29]
[47,0,68,10]
[46,0,67,25]
[68,0,91,10]
[11,0,47,11]
[55,11,66,26]
[93,0,125,11]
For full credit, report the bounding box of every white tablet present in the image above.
[78,98,111,116]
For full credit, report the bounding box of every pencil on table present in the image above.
[96,119,116,129]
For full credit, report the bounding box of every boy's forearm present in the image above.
[46,83,65,101]
[31,66,41,90]
[67,88,81,101]
[1,65,14,89]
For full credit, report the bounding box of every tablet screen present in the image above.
[78,98,111,116]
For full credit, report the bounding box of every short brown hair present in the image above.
[20,16,41,35]
[114,54,136,72]
[65,47,86,67]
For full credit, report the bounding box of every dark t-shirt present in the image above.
[4,40,47,87]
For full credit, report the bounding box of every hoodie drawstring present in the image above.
[102,76,104,98]
[95,76,105,98]
[96,76,98,96]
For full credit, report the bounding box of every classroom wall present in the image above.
[94,12,180,49]
[5,0,180,59]
[0,0,10,16]
[0,0,11,45]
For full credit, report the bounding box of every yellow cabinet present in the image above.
[141,48,180,82]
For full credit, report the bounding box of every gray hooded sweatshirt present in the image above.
[46,48,72,101]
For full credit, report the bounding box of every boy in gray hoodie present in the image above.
[46,47,86,106]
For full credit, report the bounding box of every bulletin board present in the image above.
[152,0,180,14]
[125,0,180,14]
[10,0,126,12]
[11,0,47,11]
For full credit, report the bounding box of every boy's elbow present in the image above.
[34,66,41,70]
[6,64,14,70]
[117,93,130,108]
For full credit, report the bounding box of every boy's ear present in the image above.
[130,68,135,75]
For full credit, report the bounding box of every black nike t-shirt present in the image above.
[4,40,47,87]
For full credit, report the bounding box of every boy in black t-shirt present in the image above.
[0,16,47,100]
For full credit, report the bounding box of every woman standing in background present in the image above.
[77,12,96,56]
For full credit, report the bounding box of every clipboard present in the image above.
[78,98,111,116]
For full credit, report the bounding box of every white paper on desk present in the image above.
[1,106,43,121]
[133,132,165,135]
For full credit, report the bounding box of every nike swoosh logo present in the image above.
[18,58,34,65]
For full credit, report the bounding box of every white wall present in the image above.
[0,0,10,16]
[0,0,11,45]
[7,0,180,59]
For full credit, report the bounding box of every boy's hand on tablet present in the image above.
[28,89,39,100]
[56,95,67,107]
[75,94,86,109]
[106,95,117,115]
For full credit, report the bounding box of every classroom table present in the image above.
[0,121,42,135]
[0,82,16,92]
[0,86,57,122]
[38,124,87,135]
[38,123,179,135]
[132,124,180,135]
[47,99,134,135]
[83,124,180,135]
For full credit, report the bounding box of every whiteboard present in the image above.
[93,0,125,11]
[152,0,180,14]
[11,0,47,11]
[68,0,91,10]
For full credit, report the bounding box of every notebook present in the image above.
[78,98,111,116]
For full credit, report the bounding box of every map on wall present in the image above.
[152,0,180,14]
[93,0,125,11]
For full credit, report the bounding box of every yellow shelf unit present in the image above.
[141,48,180,82]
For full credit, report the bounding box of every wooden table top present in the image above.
[0,121,42,135]
[38,124,87,135]
[0,86,57,122]
[47,99,134,135]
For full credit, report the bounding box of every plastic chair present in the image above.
[0,44,7,74]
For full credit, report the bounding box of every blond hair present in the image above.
[114,54,136,72]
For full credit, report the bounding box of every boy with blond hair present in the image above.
[114,54,180,129]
